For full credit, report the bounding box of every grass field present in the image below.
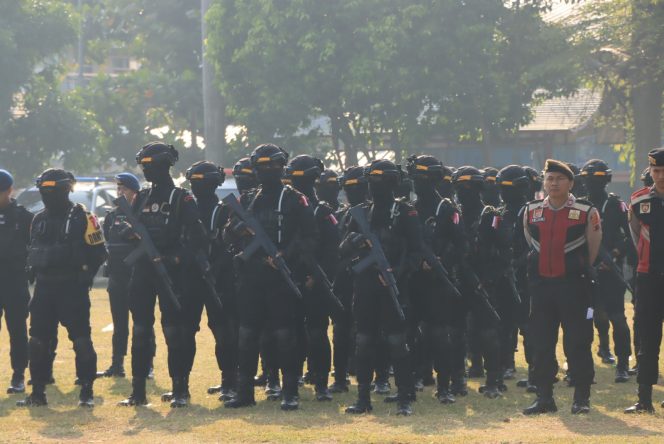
[0,287,663,443]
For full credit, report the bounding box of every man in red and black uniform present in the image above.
[522,159,602,415]
[624,147,664,414]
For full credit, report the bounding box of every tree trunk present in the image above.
[631,78,663,174]
[202,0,227,165]
[391,127,402,164]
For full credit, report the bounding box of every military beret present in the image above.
[648,147,664,167]
[0,169,13,192]
[543,159,574,181]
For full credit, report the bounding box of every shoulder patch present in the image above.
[84,213,104,246]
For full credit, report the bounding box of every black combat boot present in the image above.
[571,385,590,414]
[597,344,615,365]
[118,378,148,406]
[280,375,299,411]
[435,374,455,404]
[345,383,373,414]
[265,369,282,400]
[208,373,224,394]
[97,356,125,378]
[224,376,256,408]
[328,379,349,393]
[523,396,557,415]
[315,382,333,402]
[17,384,47,407]
[7,372,25,394]
[218,372,237,402]
[170,376,190,408]
[396,388,413,416]
[450,370,468,397]
[78,380,94,407]
[372,376,391,395]
[625,384,655,414]
[615,356,630,383]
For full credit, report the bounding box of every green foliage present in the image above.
[207,0,581,167]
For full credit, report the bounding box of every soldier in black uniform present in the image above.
[481,167,501,207]
[436,166,456,200]
[640,167,653,188]
[341,159,421,416]
[98,173,153,379]
[454,166,511,398]
[0,170,32,395]
[284,155,340,401]
[185,161,239,401]
[224,144,317,411]
[233,157,259,193]
[524,166,543,201]
[495,166,533,387]
[407,155,466,404]
[624,147,664,413]
[329,166,369,393]
[566,162,587,198]
[19,169,106,407]
[118,142,207,408]
[316,169,341,212]
[580,159,635,381]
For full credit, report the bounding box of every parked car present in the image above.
[16,177,117,221]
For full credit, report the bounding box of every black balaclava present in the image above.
[369,179,396,206]
[142,163,172,186]
[413,177,438,205]
[256,166,284,191]
[500,187,527,208]
[236,176,258,194]
[40,188,71,215]
[345,184,368,207]
[456,183,483,212]
[585,176,609,202]
[292,177,317,202]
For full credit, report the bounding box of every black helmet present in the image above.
[523,166,543,191]
[565,162,582,179]
[580,159,612,182]
[452,166,484,185]
[317,169,340,187]
[232,157,255,179]
[285,155,324,180]
[497,165,530,188]
[186,161,225,186]
[250,143,289,168]
[136,141,179,166]
[441,166,454,183]
[482,167,499,184]
[340,166,368,188]
[641,166,653,187]
[36,168,76,190]
[366,159,401,184]
[406,154,444,179]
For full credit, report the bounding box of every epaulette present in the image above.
[631,187,652,205]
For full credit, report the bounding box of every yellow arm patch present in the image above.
[84,213,105,246]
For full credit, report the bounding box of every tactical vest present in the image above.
[105,210,134,273]
[28,204,86,274]
[525,196,592,278]
[136,187,185,250]
[631,187,664,274]
[0,201,28,264]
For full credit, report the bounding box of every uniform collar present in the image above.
[543,194,576,210]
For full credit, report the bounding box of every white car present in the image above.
[17,177,117,221]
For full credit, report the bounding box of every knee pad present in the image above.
[132,324,151,348]
[386,333,410,360]
[73,337,96,362]
[29,337,49,364]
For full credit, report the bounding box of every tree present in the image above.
[206,0,580,168]
[576,0,664,174]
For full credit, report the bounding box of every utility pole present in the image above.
[201,0,227,165]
